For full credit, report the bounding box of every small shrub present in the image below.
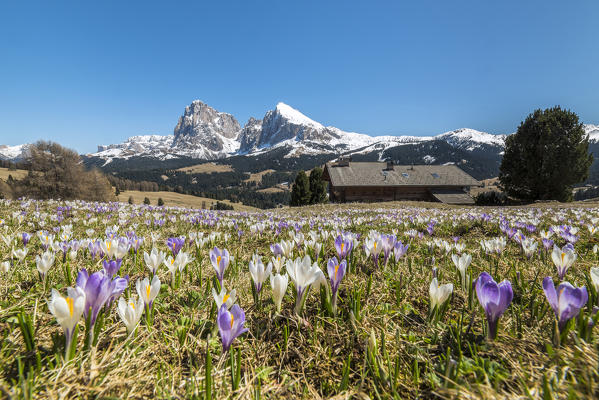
[143,197,151,205]
[475,191,507,206]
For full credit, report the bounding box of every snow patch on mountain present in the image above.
[0,144,30,161]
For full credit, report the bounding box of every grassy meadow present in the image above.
[0,199,598,399]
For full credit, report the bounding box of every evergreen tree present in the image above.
[143,197,151,205]
[499,106,593,202]
[128,196,134,204]
[157,197,164,206]
[309,167,328,204]
[290,170,311,206]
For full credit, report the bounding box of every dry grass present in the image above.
[1,200,598,399]
[0,168,28,181]
[177,163,234,174]
[116,190,259,211]
[244,169,276,184]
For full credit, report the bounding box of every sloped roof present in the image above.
[324,162,480,187]
[430,188,475,204]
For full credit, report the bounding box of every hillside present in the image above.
[116,190,259,211]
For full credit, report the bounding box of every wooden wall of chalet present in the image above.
[330,186,435,202]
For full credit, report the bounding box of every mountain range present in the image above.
[85,100,509,166]
[2,101,599,182]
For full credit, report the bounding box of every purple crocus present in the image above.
[76,269,113,327]
[542,276,588,331]
[217,304,248,352]
[166,237,185,256]
[210,247,230,286]
[475,272,513,340]
[270,243,284,257]
[393,241,409,263]
[327,257,347,296]
[102,259,122,278]
[334,235,353,260]
[22,233,31,246]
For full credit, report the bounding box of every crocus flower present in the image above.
[429,277,453,311]
[327,257,347,314]
[102,259,122,278]
[591,267,599,302]
[136,275,161,310]
[12,248,28,262]
[270,273,288,313]
[364,237,383,268]
[542,276,588,331]
[210,247,230,286]
[249,254,272,293]
[117,296,144,334]
[217,304,248,352]
[166,237,185,256]
[475,272,513,340]
[212,285,237,309]
[76,269,113,328]
[22,232,31,246]
[551,245,577,280]
[286,255,322,314]
[144,248,166,275]
[521,238,538,259]
[270,255,286,274]
[100,238,119,259]
[36,250,55,279]
[393,241,409,263]
[381,234,397,266]
[0,261,9,273]
[451,253,471,287]
[326,257,346,296]
[334,235,353,260]
[48,286,86,360]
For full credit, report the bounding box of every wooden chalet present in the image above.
[322,160,481,205]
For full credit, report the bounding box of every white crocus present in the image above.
[117,296,144,334]
[136,275,161,310]
[100,238,119,259]
[36,250,55,279]
[451,253,472,287]
[551,245,577,280]
[270,273,288,313]
[286,255,322,314]
[590,267,599,303]
[0,261,9,273]
[249,254,272,293]
[271,255,286,274]
[144,248,166,275]
[212,285,237,309]
[12,247,28,262]
[429,277,453,311]
[48,287,86,360]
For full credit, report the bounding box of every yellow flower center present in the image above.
[223,294,230,304]
[340,243,344,252]
[146,284,151,300]
[230,313,234,328]
[217,256,221,265]
[561,252,565,263]
[66,297,74,317]
[334,264,339,280]
[130,302,135,309]
[172,243,176,251]
[374,242,377,251]
[107,242,111,250]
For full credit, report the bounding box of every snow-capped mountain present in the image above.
[86,100,513,165]
[5,100,597,168]
[0,144,30,161]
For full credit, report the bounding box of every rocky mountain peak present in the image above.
[172,100,241,156]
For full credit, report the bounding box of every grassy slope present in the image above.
[116,190,259,211]
[0,201,598,398]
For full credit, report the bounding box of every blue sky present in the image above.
[1,0,598,153]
